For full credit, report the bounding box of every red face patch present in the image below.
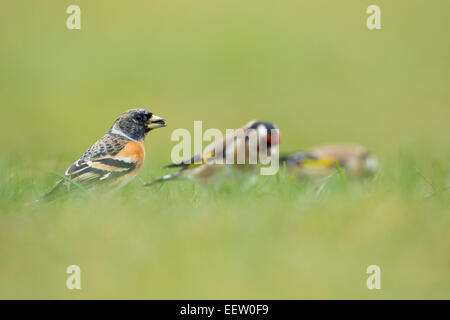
[266,134,280,146]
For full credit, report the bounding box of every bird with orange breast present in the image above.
[39,109,166,201]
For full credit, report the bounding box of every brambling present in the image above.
[40,109,166,201]
[145,120,280,186]
[281,143,378,179]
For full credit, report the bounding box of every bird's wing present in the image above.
[164,129,244,169]
[280,152,314,164]
[309,144,367,162]
[64,134,142,187]
[80,133,131,160]
[64,158,137,186]
[164,140,225,170]
[281,152,335,169]
[164,152,215,170]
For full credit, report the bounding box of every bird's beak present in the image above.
[147,114,166,129]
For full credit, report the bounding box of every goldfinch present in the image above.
[145,120,280,186]
[281,143,378,179]
[39,109,166,201]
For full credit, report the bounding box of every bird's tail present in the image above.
[144,172,182,187]
[36,179,66,203]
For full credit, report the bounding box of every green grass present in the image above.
[0,0,449,299]
[0,158,449,299]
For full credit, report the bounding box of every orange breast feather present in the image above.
[114,141,146,169]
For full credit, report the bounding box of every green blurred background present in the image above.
[0,1,449,299]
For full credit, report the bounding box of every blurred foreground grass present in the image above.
[0,159,449,299]
[0,0,449,299]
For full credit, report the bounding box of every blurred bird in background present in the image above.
[281,143,378,180]
[39,109,166,202]
[145,120,280,186]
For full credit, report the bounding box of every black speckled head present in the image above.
[109,109,166,140]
